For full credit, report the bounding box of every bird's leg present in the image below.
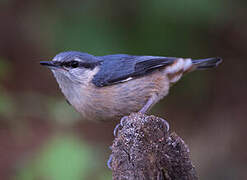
[139,95,157,114]
[114,96,158,137]
[139,95,170,131]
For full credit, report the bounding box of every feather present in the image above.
[92,55,176,87]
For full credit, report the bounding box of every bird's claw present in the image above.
[113,116,128,137]
[113,123,121,137]
[161,118,170,132]
[107,154,113,169]
[120,116,128,126]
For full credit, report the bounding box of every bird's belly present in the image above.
[75,70,170,121]
[79,84,150,121]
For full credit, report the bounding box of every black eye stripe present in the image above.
[79,62,95,69]
[60,60,101,69]
[61,60,79,68]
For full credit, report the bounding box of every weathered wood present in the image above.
[109,113,198,180]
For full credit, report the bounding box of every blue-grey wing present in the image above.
[92,54,177,87]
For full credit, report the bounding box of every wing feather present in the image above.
[92,55,176,87]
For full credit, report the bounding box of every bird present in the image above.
[40,51,222,121]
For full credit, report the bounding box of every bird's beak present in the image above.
[40,61,60,69]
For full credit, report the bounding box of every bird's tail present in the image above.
[192,57,222,70]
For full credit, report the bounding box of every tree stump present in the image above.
[109,113,198,180]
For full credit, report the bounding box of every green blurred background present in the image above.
[0,0,247,179]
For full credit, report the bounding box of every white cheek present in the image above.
[68,68,87,83]
[69,68,83,76]
[69,67,100,84]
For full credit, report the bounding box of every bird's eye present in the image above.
[62,61,79,68]
[70,61,79,68]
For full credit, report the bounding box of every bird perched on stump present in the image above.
[40,51,222,121]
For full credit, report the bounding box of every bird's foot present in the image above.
[161,118,170,132]
[107,154,113,169]
[113,116,128,137]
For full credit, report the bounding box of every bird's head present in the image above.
[40,51,101,85]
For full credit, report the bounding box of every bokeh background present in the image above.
[0,0,247,179]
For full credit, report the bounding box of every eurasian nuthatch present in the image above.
[40,51,222,121]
